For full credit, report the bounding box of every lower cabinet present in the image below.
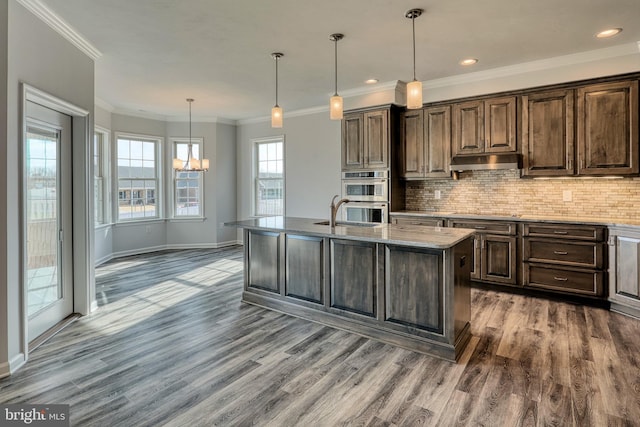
[247,230,281,293]
[285,235,324,304]
[449,220,518,285]
[330,239,377,317]
[522,223,607,297]
[608,226,640,318]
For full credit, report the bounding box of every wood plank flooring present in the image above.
[1,247,640,426]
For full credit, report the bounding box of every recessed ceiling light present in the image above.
[596,28,622,38]
[365,78,379,84]
[459,58,478,66]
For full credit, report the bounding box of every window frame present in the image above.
[171,137,205,219]
[94,126,110,226]
[252,136,285,217]
[115,132,163,223]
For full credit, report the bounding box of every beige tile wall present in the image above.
[405,170,640,220]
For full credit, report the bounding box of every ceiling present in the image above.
[37,0,640,121]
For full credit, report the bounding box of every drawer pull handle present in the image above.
[553,251,568,255]
[554,276,568,282]
[474,226,487,229]
[553,231,568,235]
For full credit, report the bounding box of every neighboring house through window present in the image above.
[173,138,204,217]
[116,134,161,221]
[254,137,284,216]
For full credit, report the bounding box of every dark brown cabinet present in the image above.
[577,80,639,176]
[522,223,607,297]
[342,109,389,170]
[452,96,517,156]
[521,89,575,177]
[400,106,451,179]
[390,215,446,228]
[449,220,518,285]
[522,79,639,177]
[608,227,640,318]
[330,239,377,317]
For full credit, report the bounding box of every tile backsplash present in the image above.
[405,169,640,220]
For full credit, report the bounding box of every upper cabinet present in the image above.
[342,108,390,170]
[521,89,575,177]
[452,96,517,156]
[576,80,639,176]
[400,106,451,179]
[522,79,639,177]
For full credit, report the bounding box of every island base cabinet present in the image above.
[240,230,473,361]
[609,228,640,319]
[385,247,443,333]
[330,239,377,317]
[246,230,280,293]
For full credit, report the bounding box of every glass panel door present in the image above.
[25,101,73,341]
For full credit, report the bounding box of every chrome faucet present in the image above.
[330,195,350,228]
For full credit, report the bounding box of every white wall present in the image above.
[236,111,342,223]
[215,122,238,244]
[1,0,95,376]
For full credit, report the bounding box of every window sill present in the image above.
[115,218,166,227]
[168,217,207,223]
[94,223,114,231]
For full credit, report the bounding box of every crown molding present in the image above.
[17,0,102,61]
[338,80,400,98]
[165,115,237,125]
[94,97,114,112]
[423,42,640,89]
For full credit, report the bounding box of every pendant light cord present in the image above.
[412,15,417,81]
[334,38,338,96]
[275,56,279,107]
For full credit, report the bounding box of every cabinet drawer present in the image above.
[450,220,516,235]
[393,217,444,227]
[523,239,604,268]
[524,264,604,297]
[522,223,605,241]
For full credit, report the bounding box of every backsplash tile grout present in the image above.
[405,170,640,220]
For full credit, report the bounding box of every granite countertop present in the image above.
[226,216,475,249]
[391,210,640,228]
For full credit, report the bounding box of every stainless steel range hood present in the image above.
[450,153,522,172]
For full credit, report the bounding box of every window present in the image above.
[116,134,161,221]
[173,138,204,217]
[254,137,284,216]
[94,128,109,225]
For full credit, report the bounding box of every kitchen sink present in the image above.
[314,220,381,228]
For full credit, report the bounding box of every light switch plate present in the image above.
[562,190,572,202]
[435,190,441,200]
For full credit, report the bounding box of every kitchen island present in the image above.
[226,217,475,361]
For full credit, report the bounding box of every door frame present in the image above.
[20,83,93,364]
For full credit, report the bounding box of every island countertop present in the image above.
[226,216,475,249]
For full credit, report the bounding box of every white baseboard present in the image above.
[0,353,26,378]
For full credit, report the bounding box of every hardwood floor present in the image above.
[1,247,640,426]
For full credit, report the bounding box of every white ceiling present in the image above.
[35,0,640,121]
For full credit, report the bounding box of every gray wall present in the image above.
[1,1,95,375]
[94,112,238,260]
[236,111,342,222]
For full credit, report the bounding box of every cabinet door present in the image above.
[401,109,424,178]
[424,105,452,177]
[521,90,575,177]
[364,110,389,168]
[452,100,484,155]
[330,239,377,317]
[342,113,364,170]
[484,96,517,153]
[577,80,639,175]
[481,235,517,285]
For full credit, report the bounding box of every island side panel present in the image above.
[246,229,280,293]
[285,234,324,304]
[452,236,473,347]
[330,239,377,317]
[384,245,443,334]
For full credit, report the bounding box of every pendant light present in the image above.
[329,33,344,120]
[405,8,423,109]
[271,52,284,128]
[172,98,209,172]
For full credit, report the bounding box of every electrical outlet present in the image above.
[435,190,441,200]
[562,190,572,202]
[145,225,151,234]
